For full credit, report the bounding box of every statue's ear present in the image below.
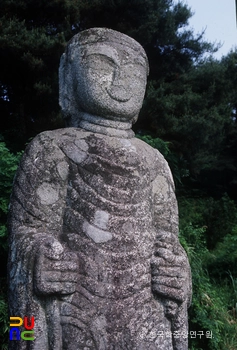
[59,53,74,125]
[132,113,139,124]
[58,53,80,127]
[59,53,67,112]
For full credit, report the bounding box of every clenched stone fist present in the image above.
[34,238,79,296]
[151,231,191,309]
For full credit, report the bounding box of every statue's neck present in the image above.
[78,113,135,139]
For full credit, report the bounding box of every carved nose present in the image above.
[106,68,132,102]
[106,85,131,102]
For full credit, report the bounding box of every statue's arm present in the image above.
[150,151,192,309]
[8,131,78,298]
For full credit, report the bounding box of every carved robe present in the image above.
[8,128,189,350]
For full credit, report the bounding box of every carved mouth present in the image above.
[106,85,132,102]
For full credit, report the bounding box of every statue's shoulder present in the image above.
[131,137,174,184]
[131,136,167,165]
[26,127,89,152]
[28,127,87,147]
[20,127,91,170]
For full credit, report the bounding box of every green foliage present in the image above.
[0,1,237,349]
[180,223,237,350]
[136,134,189,185]
[137,53,237,197]
[138,135,237,349]
[178,194,237,249]
[0,140,21,349]
[0,141,22,213]
[0,0,82,150]
[203,194,237,249]
[178,196,208,229]
[0,138,22,265]
[0,0,217,152]
[0,281,8,350]
[0,141,22,216]
[136,134,170,157]
[205,232,237,280]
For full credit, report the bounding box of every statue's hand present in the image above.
[34,238,78,295]
[151,231,191,305]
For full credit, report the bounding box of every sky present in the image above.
[181,0,237,59]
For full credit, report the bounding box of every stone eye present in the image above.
[85,54,116,72]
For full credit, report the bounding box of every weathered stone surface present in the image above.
[8,28,192,350]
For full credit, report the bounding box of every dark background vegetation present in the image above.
[1,1,237,348]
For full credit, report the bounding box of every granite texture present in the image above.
[8,28,191,350]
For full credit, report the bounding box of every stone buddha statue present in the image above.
[8,28,191,350]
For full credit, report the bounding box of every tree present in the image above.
[0,0,82,150]
[141,53,237,197]
[1,2,237,349]
[0,0,215,151]
[0,139,22,348]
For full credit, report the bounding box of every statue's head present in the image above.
[59,28,149,127]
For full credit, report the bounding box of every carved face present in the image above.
[73,42,148,122]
